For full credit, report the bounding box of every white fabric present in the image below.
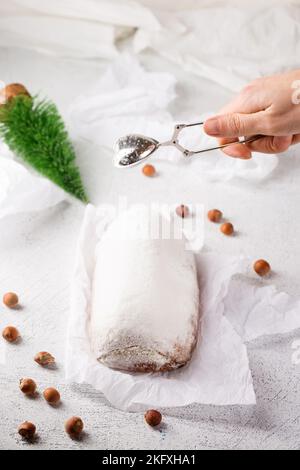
[1,1,299,90]
[0,0,159,58]
[134,2,300,91]
[0,16,117,59]
[8,0,160,29]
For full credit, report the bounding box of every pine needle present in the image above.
[0,95,89,202]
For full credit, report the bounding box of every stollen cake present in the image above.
[89,208,199,372]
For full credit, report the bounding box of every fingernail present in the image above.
[204,118,220,136]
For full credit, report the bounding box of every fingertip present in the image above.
[221,144,252,160]
[203,117,220,136]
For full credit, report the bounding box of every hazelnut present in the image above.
[18,421,36,440]
[207,209,222,223]
[3,292,19,308]
[65,416,84,437]
[144,409,162,427]
[175,205,189,218]
[43,387,60,405]
[19,378,37,396]
[254,259,271,277]
[34,351,55,366]
[2,326,20,343]
[142,164,156,177]
[220,222,234,236]
[0,83,30,104]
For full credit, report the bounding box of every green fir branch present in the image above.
[0,95,88,202]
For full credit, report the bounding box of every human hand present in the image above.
[203,70,300,159]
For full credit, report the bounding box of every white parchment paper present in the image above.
[66,204,300,411]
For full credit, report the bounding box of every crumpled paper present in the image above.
[66,204,300,411]
[225,280,300,342]
[69,55,278,183]
[0,141,66,219]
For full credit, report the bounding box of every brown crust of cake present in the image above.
[97,332,198,373]
[98,358,188,373]
[126,361,187,373]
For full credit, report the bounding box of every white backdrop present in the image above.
[0,0,300,90]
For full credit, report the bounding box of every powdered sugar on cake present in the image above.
[89,208,200,372]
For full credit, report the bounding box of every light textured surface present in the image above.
[0,47,299,450]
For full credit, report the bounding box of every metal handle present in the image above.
[159,122,261,157]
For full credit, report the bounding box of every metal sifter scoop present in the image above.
[113,121,260,168]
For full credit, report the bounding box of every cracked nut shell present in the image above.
[34,351,55,366]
